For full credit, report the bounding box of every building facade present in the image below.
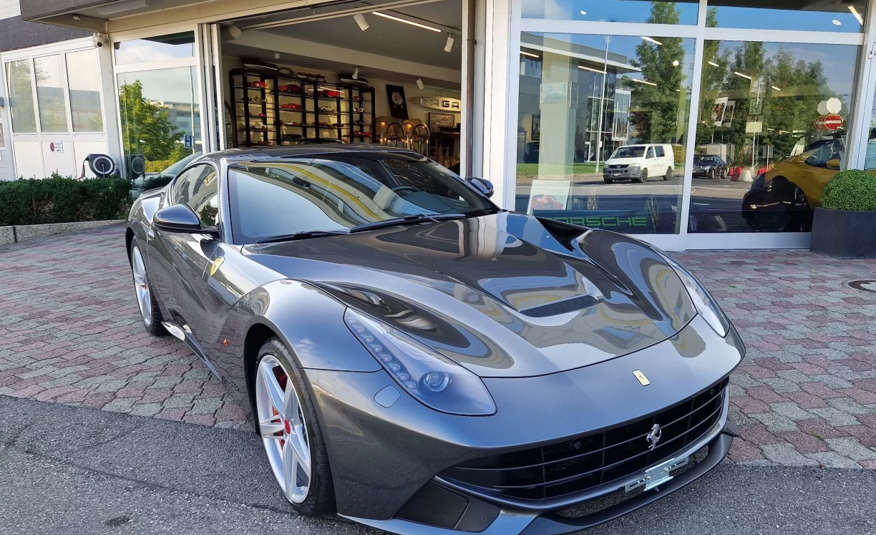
[4,0,876,251]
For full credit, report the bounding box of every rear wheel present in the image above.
[664,167,673,181]
[129,238,165,336]
[253,338,335,516]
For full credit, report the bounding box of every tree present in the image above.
[625,2,688,144]
[118,81,185,161]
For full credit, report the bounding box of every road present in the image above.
[1,395,874,535]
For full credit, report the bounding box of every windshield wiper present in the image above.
[256,230,349,244]
[349,213,468,233]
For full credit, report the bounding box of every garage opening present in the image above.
[217,0,464,173]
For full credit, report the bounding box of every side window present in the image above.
[655,146,665,158]
[171,164,219,227]
[646,147,655,159]
[805,141,842,168]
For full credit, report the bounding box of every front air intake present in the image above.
[518,294,602,318]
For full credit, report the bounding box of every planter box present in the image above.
[810,208,876,258]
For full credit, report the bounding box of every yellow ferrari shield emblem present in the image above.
[209,257,225,277]
[633,370,651,386]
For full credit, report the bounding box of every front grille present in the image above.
[441,379,727,502]
[608,164,629,170]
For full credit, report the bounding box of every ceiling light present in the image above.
[274,52,280,59]
[372,11,441,32]
[520,50,539,58]
[771,85,781,91]
[417,78,425,89]
[98,0,150,15]
[228,25,242,40]
[354,13,370,31]
[832,19,842,26]
[708,60,719,67]
[444,34,455,52]
[733,71,752,80]
[849,5,863,25]
[578,65,606,74]
[353,66,359,80]
[632,78,657,86]
[641,36,662,46]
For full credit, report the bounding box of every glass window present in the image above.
[118,66,201,177]
[706,1,866,33]
[185,165,219,227]
[6,60,37,133]
[228,154,498,243]
[34,55,69,133]
[114,32,196,65]
[66,49,104,132]
[515,30,696,235]
[522,0,698,25]
[690,41,859,234]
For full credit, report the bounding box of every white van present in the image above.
[603,144,675,184]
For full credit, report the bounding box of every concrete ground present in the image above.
[1,224,875,533]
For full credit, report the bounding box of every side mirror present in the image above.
[826,158,841,171]
[468,177,494,198]
[154,204,218,236]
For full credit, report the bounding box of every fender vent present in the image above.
[519,294,602,318]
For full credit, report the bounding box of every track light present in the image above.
[372,11,441,32]
[444,34,455,53]
[353,66,359,80]
[228,25,242,40]
[417,78,425,89]
[354,14,369,31]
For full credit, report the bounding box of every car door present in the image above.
[644,146,657,175]
[148,163,221,333]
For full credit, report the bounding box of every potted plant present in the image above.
[810,169,876,258]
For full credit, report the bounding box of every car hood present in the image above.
[244,212,696,378]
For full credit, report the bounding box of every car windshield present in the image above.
[694,156,715,164]
[228,152,498,243]
[611,146,645,159]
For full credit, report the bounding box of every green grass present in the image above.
[517,163,598,176]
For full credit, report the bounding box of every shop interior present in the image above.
[218,0,463,171]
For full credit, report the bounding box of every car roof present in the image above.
[198,143,426,165]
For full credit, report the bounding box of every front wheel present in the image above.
[130,238,165,336]
[254,338,335,516]
[634,169,647,183]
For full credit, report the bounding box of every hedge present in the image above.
[0,174,133,226]
[822,170,876,212]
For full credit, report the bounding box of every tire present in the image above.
[604,177,614,184]
[708,169,715,180]
[664,168,673,181]
[634,169,647,183]
[129,237,166,336]
[253,338,336,517]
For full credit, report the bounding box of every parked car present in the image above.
[692,155,727,179]
[125,145,743,535]
[603,144,675,183]
[130,152,203,199]
[741,139,847,231]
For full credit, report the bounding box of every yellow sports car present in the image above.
[742,139,845,232]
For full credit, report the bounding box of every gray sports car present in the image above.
[125,145,744,535]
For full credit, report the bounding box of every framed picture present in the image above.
[531,114,541,142]
[429,112,455,132]
[386,84,408,120]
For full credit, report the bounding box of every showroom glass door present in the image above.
[511,0,870,250]
[112,30,205,178]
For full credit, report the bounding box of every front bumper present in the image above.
[307,315,744,528]
[603,168,642,180]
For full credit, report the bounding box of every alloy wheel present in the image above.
[131,246,152,327]
[255,355,312,504]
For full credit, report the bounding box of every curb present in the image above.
[0,220,123,246]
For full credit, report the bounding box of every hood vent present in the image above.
[518,294,602,318]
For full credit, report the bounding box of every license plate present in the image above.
[624,456,689,493]
[612,172,620,177]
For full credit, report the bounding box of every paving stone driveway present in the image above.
[1,224,875,469]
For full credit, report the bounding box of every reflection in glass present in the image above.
[66,49,104,132]
[118,66,201,177]
[522,0,698,25]
[6,60,37,133]
[34,55,69,133]
[114,32,196,65]
[707,0,866,33]
[691,41,859,233]
[515,26,695,234]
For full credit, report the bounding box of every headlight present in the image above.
[662,256,730,336]
[629,163,641,168]
[344,309,497,416]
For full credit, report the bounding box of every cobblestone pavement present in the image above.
[1,224,875,468]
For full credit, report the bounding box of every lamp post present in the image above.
[595,36,610,174]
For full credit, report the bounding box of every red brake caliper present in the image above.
[272,369,289,447]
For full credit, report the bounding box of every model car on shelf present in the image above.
[250,81,267,88]
[281,103,303,110]
[125,145,743,535]
[279,85,302,93]
[692,155,728,179]
[318,106,336,113]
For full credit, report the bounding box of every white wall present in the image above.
[0,0,20,21]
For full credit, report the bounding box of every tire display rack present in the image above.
[230,68,375,147]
